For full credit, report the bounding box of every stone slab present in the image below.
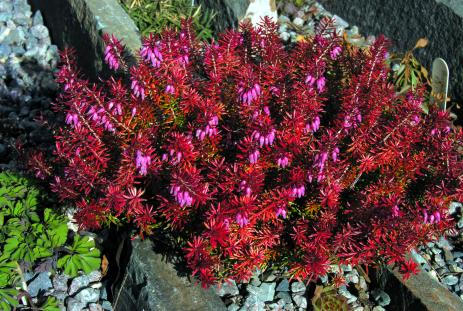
[112,238,226,311]
[318,0,463,102]
[29,0,141,80]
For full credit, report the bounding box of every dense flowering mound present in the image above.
[31,18,463,286]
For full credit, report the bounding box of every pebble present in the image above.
[345,272,359,284]
[443,275,458,286]
[371,289,391,307]
[53,274,69,292]
[74,288,100,304]
[247,282,275,302]
[293,17,304,27]
[68,275,90,295]
[30,24,49,39]
[290,281,306,294]
[215,280,240,297]
[66,298,86,311]
[27,272,52,297]
[276,279,290,292]
[276,291,292,304]
[242,295,265,311]
[372,307,385,311]
[293,295,307,308]
[228,304,240,311]
[89,303,104,311]
[338,285,357,304]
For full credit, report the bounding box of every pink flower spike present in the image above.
[423,210,428,223]
[435,211,441,222]
[276,207,287,219]
[316,77,326,92]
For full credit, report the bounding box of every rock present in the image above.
[332,14,349,28]
[215,280,239,297]
[27,272,52,297]
[30,25,49,39]
[227,304,239,311]
[4,28,26,45]
[285,302,295,311]
[74,287,100,304]
[371,289,391,307]
[431,247,442,255]
[410,250,431,271]
[437,237,453,251]
[280,32,291,41]
[444,249,454,262]
[263,270,277,282]
[53,274,69,292]
[341,264,352,272]
[242,295,265,311]
[293,294,307,308]
[0,44,11,58]
[247,282,276,302]
[443,275,458,286]
[449,202,462,215]
[87,270,102,283]
[359,276,368,291]
[89,303,103,311]
[293,17,304,27]
[352,307,364,311]
[434,254,446,267]
[372,307,385,311]
[68,275,90,295]
[429,270,439,281]
[0,12,12,23]
[276,291,292,304]
[32,11,44,26]
[290,281,305,294]
[338,285,357,304]
[101,300,113,311]
[458,218,463,229]
[66,297,86,311]
[454,251,463,259]
[276,279,290,292]
[345,272,359,284]
[319,274,328,284]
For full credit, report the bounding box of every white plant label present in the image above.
[431,58,449,111]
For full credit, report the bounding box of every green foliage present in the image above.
[121,0,216,39]
[57,235,101,277]
[0,172,102,309]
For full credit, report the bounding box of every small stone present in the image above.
[268,302,280,311]
[434,254,446,267]
[319,274,328,284]
[429,270,439,281]
[445,249,455,262]
[247,282,276,302]
[53,274,69,292]
[276,279,290,292]
[443,275,458,286]
[227,304,239,311]
[410,250,431,271]
[66,298,86,311]
[372,307,385,311]
[353,307,364,311]
[371,289,391,307]
[101,300,113,311]
[338,285,357,304]
[293,17,304,27]
[276,291,292,304]
[291,281,305,294]
[285,303,295,311]
[454,252,463,259]
[280,32,290,41]
[27,272,52,297]
[32,11,44,26]
[431,247,442,255]
[347,26,359,37]
[345,272,359,284]
[30,25,49,39]
[242,295,265,310]
[293,295,307,308]
[74,288,100,304]
[458,218,463,229]
[341,264,352,272]
[68,275,90,295]
[359,276,368,291]
[437,237,454,251]
[89,303,103,311]
[214,280,239,297]
[263,270,277,282]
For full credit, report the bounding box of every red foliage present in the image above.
[32,18,463,286]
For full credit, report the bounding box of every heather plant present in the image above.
[30,18,463,287]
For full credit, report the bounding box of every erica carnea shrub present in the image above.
[31,18,463,286]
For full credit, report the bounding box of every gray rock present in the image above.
[66,297,86,311]
[87,270,102,283]
[89,303,103,311]
[0,1,13,12]
[443,275,458,286]
[0,12,12,23]
[68,275,90,295]
[319,274,328,284]
[27,272,52,297]
[293,17,304,27]
[290,281,305,294]
[333,14,349,28]
[444,249,454,262]
[32,11,44,26]
[454,251,463,259]
[345,272,359,284]
[285,302,295,311]
[372,307,385,311]
[227,303,240,311]
[434,254,446,267]
[359,276,368,291]
[263,270,277,282]
[214,280,239,297]
[53,274,69,292]
[371,289,391,307]
[0,44,11,58]
[276,279,290,292]
[13,12,30,26]
[242,295,265,311]
[292,295,307,308]
[4,28,26,45]
[247,282,276,302]
[30,25,49,39]
[338,285,357,304]
[276,291,292,304]
[458,218,463,229]
[410,250,431,271]
[431,247,442,255]
[341,264,352,272]
[437,237,453,250]
[449,202,462,215]
[74,288,100,304]
[101,300,113,311]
